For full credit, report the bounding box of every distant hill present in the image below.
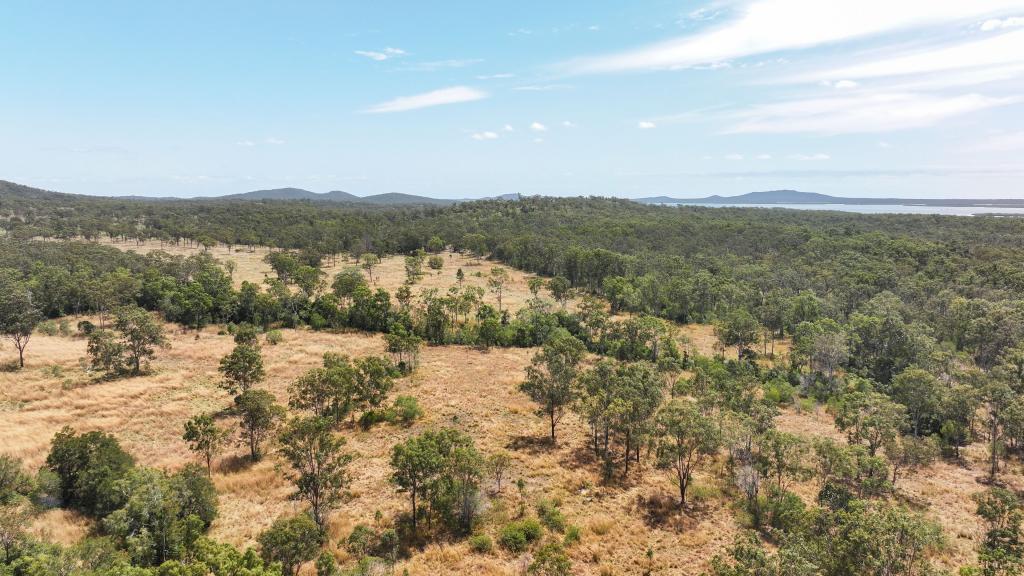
[635,190,1024,208]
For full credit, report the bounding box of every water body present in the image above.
[665,202,1024,216]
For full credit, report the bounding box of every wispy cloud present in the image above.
[364,86,488,113]
[476,73,515,80]
[564,0,1024,73]
[725,92,1016,134]
[471,131,499,141]
[789,153,830,160]
[265,137,285,145]
[530,122,548,132]
[637,121,657,129]
[981,16,1024,31]
[354,47,406,61]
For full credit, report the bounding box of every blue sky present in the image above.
[2,0,1023,198]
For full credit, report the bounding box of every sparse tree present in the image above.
[278,416,353,529]
[488,267,510,313]
[834,390,907,456]
[488,451,512,493]
[112,305,167,375]
[219,343,265,396]
[236,389,284,461]
[656,398,721,507]
[0,271,42,369]
[548,276,572,309]
[360,253,380,284]
[183,413,228,476]
[715,309,760,360]
[520,333,587,444]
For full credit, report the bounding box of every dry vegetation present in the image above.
[1,243,1014,575]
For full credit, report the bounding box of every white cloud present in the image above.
[981,16,1024,31]
[565,0,1024,73]
[354,47,406,61]
[503,124,515,132]
[471,131,499,141]
[726,92,1016,134]
[236,140,255,147]
[755,153,773,159]
[802,29,1024,84]
[530,122,548,132]
[562,121,576,128]
[637,121,657,129]
[789,153,831,160]
[724,153,744,160]
[476,73,515,80]
[877,141,893,148]
[264,137,285,145]
[364,86,488,113]
[833,80,859,89]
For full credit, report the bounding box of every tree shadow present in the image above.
[218,454,256,474]
[635,492,707,531]
[506,434,554,455]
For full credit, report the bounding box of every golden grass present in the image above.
[0,249,998,574]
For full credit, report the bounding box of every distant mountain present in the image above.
[357,192,456,206]
[635,190,1024,208]
[219,188,362,202]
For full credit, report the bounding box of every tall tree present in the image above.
[278,417,353,529]
[236,389,284,461]
[0,270,42,369]
[183,413,228,476]
[655,399,721,507]
[520,333,587,444]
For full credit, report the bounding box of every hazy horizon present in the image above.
[3,1,1023,199]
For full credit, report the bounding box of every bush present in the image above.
[77,320,96,336]
[388,395,423,425]
[536,499,566,532]
[38,320,58,336]
[265,330,283,345]
[500,519,542,552]
[469,533,493,554]
[763,379,796,406]
[563,525,581,546]
[347,524,376,556]
[258,514,324,576]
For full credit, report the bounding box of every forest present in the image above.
[3,181,1024,575]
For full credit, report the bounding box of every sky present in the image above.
[2,0,1024,199]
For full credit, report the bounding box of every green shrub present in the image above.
[499,519,542,553]
[469,533,493,553]
[77,320,96,336]
[563,525,581,547]
[388,395,423,426]
[536,499,566,532]
[763,379,796,406]
[58,319,71,337]
[38,320,58,336]
[265,330,283,345]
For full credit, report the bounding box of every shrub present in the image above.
[58,319,71,336]
[77,320,96,336]
[37,320,58,336]
[347,524,376,556]
[388,395,423,425]
[265,330,283,345]
[563,525,581,547]
[500,519,543,552]
[536,499,566,532]
[469,533,493,554]
[529,541,572,575]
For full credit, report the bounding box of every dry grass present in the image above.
[96,238,574,314]
[0,244,1002,574]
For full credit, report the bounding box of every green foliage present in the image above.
[258,514,324,576]
[45,427,134,517]
[499,519,542,553]
[519,332,586,443]
[469,533,493,553]
[265,329,283,345]
[219,343,265,395]
[277,416,353,529]
[529,541,572,576]
[655,398,721,507]
[235,389,285,461]
[390,428,483,535]
[182,414,228,476]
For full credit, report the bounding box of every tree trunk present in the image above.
[550,410,557,444]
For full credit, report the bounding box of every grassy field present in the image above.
[1,242,1011,574]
